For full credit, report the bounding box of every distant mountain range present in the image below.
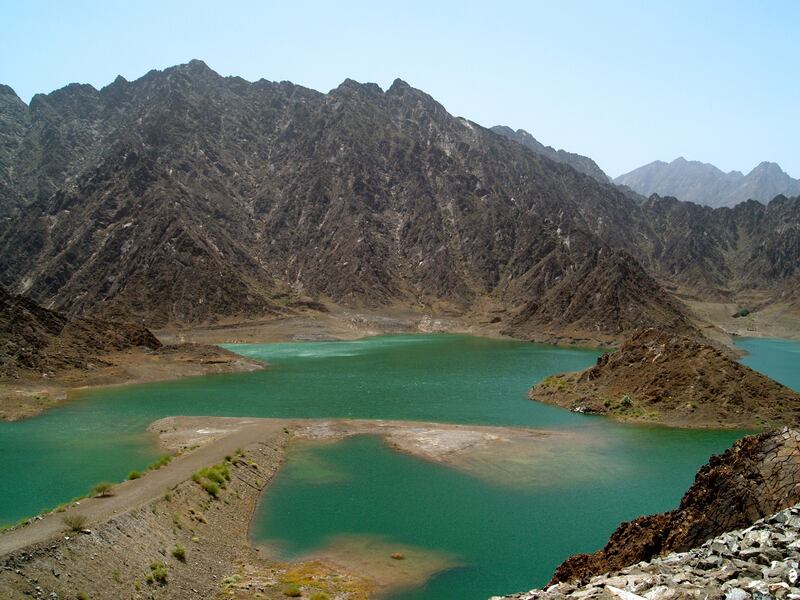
[0,61,798,342]
[615,157,800,208]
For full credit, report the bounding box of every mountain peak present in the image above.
[616,157,800,207]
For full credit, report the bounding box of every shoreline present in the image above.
[0,416,586,599]
[0,343,266,422]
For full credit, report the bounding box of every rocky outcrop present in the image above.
[548,429,800,586]
[530,328,800,428]
[0,286,160,378]
[615,157,800,208]
[493,502,800,600]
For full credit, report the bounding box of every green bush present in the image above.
[77,593,89,600]
[192,461,231,498]
[127,471,142,480]
[310,593,330,600]
[202,480,220,498]
[148,561,168,585]
[91,482,114,497]
[172,543,187,562]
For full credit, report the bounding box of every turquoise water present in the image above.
[1,333,790,598]
[737,337,800,391]
[1,334,602,524]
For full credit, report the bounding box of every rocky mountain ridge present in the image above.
[490,126,610,183]
[0,61,693,340]
[0,61,798,338]
[615,157,800,208]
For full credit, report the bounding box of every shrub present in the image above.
[63,513,88,531]
[192,461,231,497]
[172,543,187,562]
[77,593,89,600]
[91,482,114,497]
[148,455,172,471]
[128,471,142,480]
[620,395,633,408]
[148,561,168,585]
[283,584,302,597]
[202,480,220,498]
[310,593,330,600]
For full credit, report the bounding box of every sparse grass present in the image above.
[539,375,576,391]
[112,569,122,583]
[91,482,114,497]
[172,543,187,562]
[172,512,183,529]
[63,513,88,531]
[147,455,172,471]
[283,584,302,597]
[127,470,142,480]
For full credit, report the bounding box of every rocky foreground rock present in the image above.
[493,503,800,600]
[530,328,800,428]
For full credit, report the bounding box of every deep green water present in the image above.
[1,334,794,599]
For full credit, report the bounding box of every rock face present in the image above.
[0,61,693,338]
[530,328,800,428]
[0,61,798,333]
[0,286,160,378]
[490,126,610,183]
[493,501,800,599]
[548,429,800,587]
[615,157,800,208]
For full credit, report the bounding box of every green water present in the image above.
[1,333,791,598]
[737,337,800,391]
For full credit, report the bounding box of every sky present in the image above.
[1,0,798,178]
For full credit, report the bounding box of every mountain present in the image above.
[0,286,159,378]
[1,61,799,340]
[490,126,610,183]
[531,328,800,428]
[0,61,694,341]
[615,157,800,208]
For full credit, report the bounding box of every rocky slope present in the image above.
[0,61,695,340]
[494,501,800,600]
[1,62,799,337]
[0,286,160,378]
[549,428,800,585]
[530,328,800,428]
[615,157,800,208]
[0,287,265,420]
[490,126,610,183]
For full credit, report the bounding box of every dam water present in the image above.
[1,334,796,598]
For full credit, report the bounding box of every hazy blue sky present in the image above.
[1,0,798,177]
